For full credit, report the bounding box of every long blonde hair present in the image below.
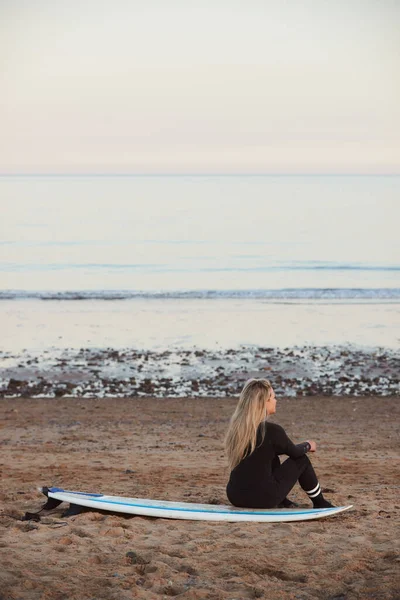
[225,378,272,471]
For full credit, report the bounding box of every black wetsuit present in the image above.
[226,421,319,509]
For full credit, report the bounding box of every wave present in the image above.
[1,288,400,300]
[0,262,399,272]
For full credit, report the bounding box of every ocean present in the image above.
[1,174,400,351]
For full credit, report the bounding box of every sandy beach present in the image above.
[1,395,399,599]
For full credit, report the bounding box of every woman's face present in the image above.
[266,388,277,416]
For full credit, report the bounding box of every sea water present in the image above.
[1,175,399,351]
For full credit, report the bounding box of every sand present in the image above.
[0,396,399,600]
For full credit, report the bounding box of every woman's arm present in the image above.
[270,423,314,458]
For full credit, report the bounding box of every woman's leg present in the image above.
[271,455,297,507]
[271,455,281,472]
[273,455,334,508]
[227,455,333,509]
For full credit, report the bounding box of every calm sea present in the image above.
[1,175,399,350]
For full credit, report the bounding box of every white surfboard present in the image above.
[42,487,353,522]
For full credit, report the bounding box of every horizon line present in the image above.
[1,173,400,177]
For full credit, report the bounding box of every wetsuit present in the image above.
[226,421,319,509]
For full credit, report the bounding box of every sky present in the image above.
[1,0,399,174]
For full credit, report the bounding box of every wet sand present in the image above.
[1,396,399,599]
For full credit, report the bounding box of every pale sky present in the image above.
[1,0,399,174]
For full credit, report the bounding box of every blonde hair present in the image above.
[225,378,272,471]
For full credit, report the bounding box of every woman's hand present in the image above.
[307,440,317,452]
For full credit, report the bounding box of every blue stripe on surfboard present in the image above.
[48,488,341,516]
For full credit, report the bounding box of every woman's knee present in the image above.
[293,454,311,469]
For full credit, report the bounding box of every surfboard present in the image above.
[41,487,353,522]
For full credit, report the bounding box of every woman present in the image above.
[225,378,334,509]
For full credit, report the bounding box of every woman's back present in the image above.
[228,421,310,490]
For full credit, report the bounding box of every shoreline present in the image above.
[1,344,399,398]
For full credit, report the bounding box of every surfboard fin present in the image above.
[21,486,65,520]
[22,496,64,521]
